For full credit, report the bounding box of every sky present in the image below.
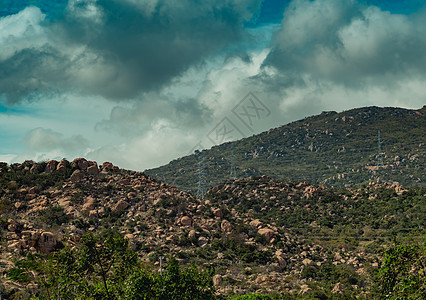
[0,0,425,170]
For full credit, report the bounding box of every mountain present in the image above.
[146,106,425,194]
[0,159,424,298]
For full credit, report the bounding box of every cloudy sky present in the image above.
[1,0,425,170]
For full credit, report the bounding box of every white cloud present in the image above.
[0,154,17,164]
[67,0,104,24]
[0,6,47,60]
[1,0,425,172]
[25,127,89,152]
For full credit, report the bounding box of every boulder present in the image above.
[258,228,274,241]
[30,163,40,174]
[7,223,16,232]
[255,275,271,284]
[38,232,57,253]
[212,274,222,287]
[111,200,129,213]
[180,216,192,227]
[45,160,58,173]
[56,160,67,172]
[250,219,263,228]
[82,196,96,212]
[102,161,114,171]
[188,230,197,240]
[72,158,89,170]
[70,170,84,183]
[87,164,99,175]
[220,219,233,233]
[198,236,208,247]
[277,256,287,268]
[89,210,98,218]
[9,180,18,188]
[124,234,136,250]
[298,284,312,295]
[8,241,22,252]
[127,192,137,199]
[275,249,287,268]
[331,282,344,294]
[212,207,223,218]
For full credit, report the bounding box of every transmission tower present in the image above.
[196,151,206,199]
[378,130,384,167]
[230,142,236,179]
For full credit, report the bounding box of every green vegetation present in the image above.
[6,231,216,300]
[146,106,425,193]
[373,240,425,299]
[6,232,424,299]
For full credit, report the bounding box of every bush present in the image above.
[373,240,425,299]
[37,205,69,226]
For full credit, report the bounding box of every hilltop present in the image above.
[146,106,425,193]
[0,159,424,298]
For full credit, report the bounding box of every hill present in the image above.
[0,159,424,298]
[146,106,425,193]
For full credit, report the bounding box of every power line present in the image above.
[196,151,206,199]
[230,141,236,179]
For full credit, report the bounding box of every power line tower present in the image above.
[196,151,206,199]
[378,130,384,167]
[230,141,236,179]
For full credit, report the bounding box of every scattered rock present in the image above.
[38,232,57,254]
[258,228,274,241]
[332,282,344,294]
[250,219,263,228]
[72,158,89,170]
[30,163,40,174]
[70,170,84,183]
[298,284,312,295]
[220,219,233,233]
[112,200,129,213]
[213,274,222,287]
[212,207,223,218]
[198,236,208,247]
[82,196,96,212]
[102,161,114,171]
[45,160,58,173]
[56,160,67,172]
[87,164,99,175]
[188,230,197,240]
[180,216,192,227]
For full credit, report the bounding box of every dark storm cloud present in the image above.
[263,0,426,89]
[0,0,262,103]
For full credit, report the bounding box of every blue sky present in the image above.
[1,0,425,170]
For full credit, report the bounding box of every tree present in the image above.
[374,239,425,299]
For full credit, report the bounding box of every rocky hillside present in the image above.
[0,159,424,298]
[146,106,425,193]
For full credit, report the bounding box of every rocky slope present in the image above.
[146,106,425,193]
[0,159,424,298]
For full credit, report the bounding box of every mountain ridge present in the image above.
[146,105,425,193]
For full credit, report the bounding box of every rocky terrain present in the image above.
[147,106,425,193]
[0,158,424,298]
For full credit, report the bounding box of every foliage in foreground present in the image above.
[373,239,426,299]
[7,231,216,300]
[5,233,425,300]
